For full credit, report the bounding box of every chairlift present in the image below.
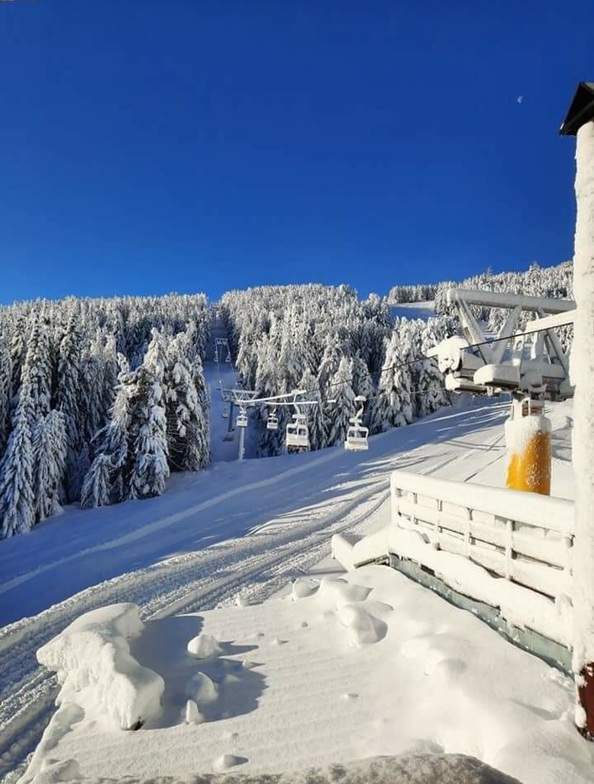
[286,413,310,452]
[267,409,279,431]
[344,421,369,451]
[225,350,232,364]
[344,396,369,452]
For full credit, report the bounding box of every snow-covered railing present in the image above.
[390,471,574,601]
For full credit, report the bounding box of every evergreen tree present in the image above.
[326,357,357,447]
[82,357,134,507]
[80,453,112,509]
[57,312,84,501]
[25,311,53,420]
[298,368,326,451]
[370,329,412,432]
[0,338,12,453]
[164,332,210,472]
[0,368,35,538]
[128,331,170,499]
[32,410,67,521]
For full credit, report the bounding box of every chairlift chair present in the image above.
[344,396,369,451]
[286,414,310,452]
[267,409,279,431]
[344,421,369,452]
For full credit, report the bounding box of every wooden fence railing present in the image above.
[391,471,574,602]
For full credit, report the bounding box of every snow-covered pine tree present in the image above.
[32,410,67,521]
[369,326,413,432]
[317,334,343,397]
[56,311,84,502]
[298,368,326,450]
[414,320,450,418]
[80,453,112,509]
[254,336,280,398]
[81,355,134,507]
[0,337,12,453]
[326,357,357,447]
[25,311,53,420]
[127,330,170,499]
[164,331,210,472]
[9,311,28,408]
[278,307,306,393]
[0,366,35,538]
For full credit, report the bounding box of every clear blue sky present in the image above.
[0,1,592,304]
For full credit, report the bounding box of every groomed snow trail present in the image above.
[0,397,510,783]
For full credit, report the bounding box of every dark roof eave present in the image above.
[560,82,594,136]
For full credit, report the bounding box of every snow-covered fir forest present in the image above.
[0,260,574,540]
[222,284,450,458]
[0,295,210,539]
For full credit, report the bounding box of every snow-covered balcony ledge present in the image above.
[332,471,574,655]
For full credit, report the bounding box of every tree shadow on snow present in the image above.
[130,615,264,729]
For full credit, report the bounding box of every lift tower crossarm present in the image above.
[447,288,576,313]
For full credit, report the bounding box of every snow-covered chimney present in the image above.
[561,81,594,739]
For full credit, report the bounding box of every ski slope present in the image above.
[0,387,576,783]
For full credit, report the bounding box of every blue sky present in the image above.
[0,1,592,304]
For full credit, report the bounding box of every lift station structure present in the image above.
[429,288,575,400]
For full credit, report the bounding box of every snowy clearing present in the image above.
[0,394,583,784]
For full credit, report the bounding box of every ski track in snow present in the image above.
[0,403,507,783]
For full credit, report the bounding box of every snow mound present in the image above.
[184,699,205,724]
[36,603,164,730]
[187,633,222,659]
[186,671,218,707]
[212,753,247,771]
[316,576,372,609]
[291,577,319,600]
[337,603,388,646]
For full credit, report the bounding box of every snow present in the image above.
[24,565,594,784]
[35,603,164,731]
[187,633,222,659]
[432,335,483,374]
[474,364,520,389]
[335,523,572,646]
[504,411,551,456]
[1,394,591,784]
